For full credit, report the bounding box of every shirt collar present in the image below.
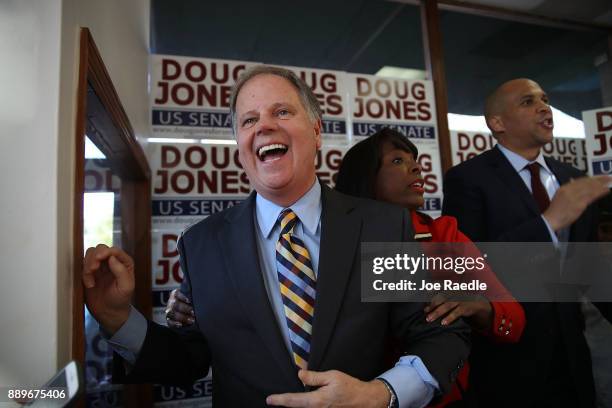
[255,180,322,239]
[496,144,552,175]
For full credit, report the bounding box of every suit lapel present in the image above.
[545,156,572,185]
[309,185,362,369]
[489,147,541,217]
[217,192,301,388]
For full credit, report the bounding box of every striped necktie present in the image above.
[276,209,316,369]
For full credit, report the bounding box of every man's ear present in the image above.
[314,118,322,149]
[487,115,505,134]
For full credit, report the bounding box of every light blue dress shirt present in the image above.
[496,144,568,243]
[106,180,439,407]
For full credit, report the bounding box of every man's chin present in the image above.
[535,133,553,146]
[253,178,294,198]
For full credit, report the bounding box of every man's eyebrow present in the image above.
[238,110,258,121]
[237,101,298,121]
[270,102,295,110]
[518,92,549,104]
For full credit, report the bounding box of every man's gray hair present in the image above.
[229,65,323,134]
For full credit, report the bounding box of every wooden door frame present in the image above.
[73,27,152,406]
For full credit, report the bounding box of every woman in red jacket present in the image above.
[334,128,525,406]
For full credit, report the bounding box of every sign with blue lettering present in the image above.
[449,131,587,171]
[150,55,258,139]
[345,73,437,142]
[151,56,351,142]
[279,65,349,142]
[583,106,612,176]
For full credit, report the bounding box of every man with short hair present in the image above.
[443,78,612,407]
[84,65,470,407]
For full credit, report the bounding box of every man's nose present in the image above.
[256,113,277,135]
[536,100,551,113]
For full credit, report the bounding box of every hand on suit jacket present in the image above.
[425,293,493,332]
[83,244,135,334]
[266,369,390,408]
[165,288,194,328]
[543,175,611,231]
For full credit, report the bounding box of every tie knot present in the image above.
[526,162,541,176]
[278,209,298,235]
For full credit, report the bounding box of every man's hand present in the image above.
[266,369,390,408]
[83,244,135,335]
[425,293,492,331]
[543,175,611,231]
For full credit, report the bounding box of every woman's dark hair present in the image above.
[335,128,418,199]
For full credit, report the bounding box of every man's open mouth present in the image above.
[257,143,289,162]
[540,118,553,129]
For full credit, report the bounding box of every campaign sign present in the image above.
[152,231,183,289]
[542,137,587,172]
[583,106,612,176]
[346,73,437,142]
[147,142,348,225]
[345,73,441,215]
[151,55,259,139]
[151,56,350,142]
[154,378,212,407]
[415,142,444,216]
[280,65,349,142]
[84,159,121,193]
[450,131,587,171]
[449,131,496,166]
[146,142,248,230]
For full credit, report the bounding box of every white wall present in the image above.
[0,0,65,390]
[0,0,149,390]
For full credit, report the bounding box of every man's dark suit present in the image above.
[443,146,609,408]
[118,184,470,406]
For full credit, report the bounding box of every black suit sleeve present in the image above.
[389,303,471,394]
[114,234,211,385]
[390,209,471,394]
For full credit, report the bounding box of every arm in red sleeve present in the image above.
[452,226,525,343]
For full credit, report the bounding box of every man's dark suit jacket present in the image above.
[443,146,610,408]
[118,184,470,406]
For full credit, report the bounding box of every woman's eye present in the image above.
[277,109,290,117]
[392,157,403,164]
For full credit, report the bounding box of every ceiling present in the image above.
[458,0,612,25]
[150,0,611,118]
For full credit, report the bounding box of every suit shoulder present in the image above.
[330,189,406,219]
[180,200,245,241]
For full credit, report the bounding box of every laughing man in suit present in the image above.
[83,65,470,407]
